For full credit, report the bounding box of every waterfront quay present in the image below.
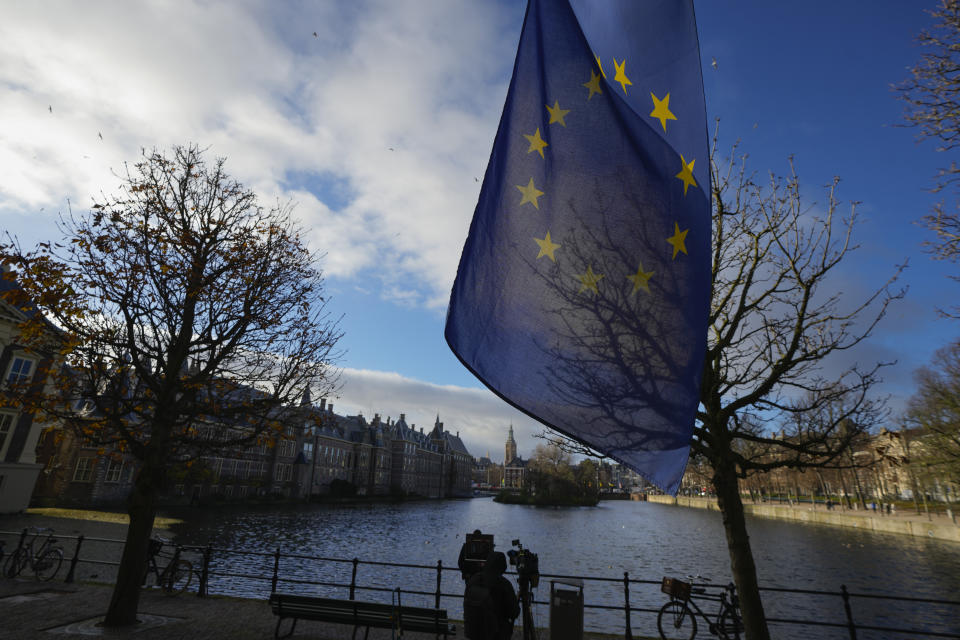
[646,494,960,543]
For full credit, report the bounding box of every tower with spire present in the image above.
[505,424,517,464]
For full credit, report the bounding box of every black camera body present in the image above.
[507,538,540,588]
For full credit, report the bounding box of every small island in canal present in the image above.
[494,489,599,507]
[494,445,602,506]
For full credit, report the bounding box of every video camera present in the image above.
[460,531,494,580]
[507,539,539,588]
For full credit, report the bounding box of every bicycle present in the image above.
[143,537,193,595]
[657,576,743,640]
[3,527,64,581]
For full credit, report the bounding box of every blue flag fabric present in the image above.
[445,0,709,494]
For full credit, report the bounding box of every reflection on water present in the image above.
[169,498,960,639]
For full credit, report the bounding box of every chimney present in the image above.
[456,431,459,438]
[320,398,326,411]
[400,413,405,421]
[328,403,333,414]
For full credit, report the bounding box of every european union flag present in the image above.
[445,0,709,493]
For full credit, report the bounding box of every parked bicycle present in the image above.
[657,576,743,640]
[3,527,63,581]
[143,536,192,595]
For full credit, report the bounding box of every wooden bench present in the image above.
[268,593,455,640]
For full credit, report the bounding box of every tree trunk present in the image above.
[102,458,161,627]
[838,471,853,510]
[851,465,867,510]
[714,462,770,640]
[815,470,829,509]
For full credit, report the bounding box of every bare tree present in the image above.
[907,339,960,485]
[896,0,960,315]
[1,145,342,627]
[536,133,903,639]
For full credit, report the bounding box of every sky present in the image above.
[1,1,956,464]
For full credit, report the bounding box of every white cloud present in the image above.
[0,0,518,309]
[331,368,547,462]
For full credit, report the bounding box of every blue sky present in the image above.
[1,1,955,462]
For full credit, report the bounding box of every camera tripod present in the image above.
[517,572,537,640]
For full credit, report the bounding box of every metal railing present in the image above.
[2,528,958,639]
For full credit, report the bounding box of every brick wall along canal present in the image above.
[166,497,960,639]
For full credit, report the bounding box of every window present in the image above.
[275,463,292,482]
[73,458,95,482]
[279,440,295,458]
[104,459,124,483]
[0,413,14,457]
[6,357,34,385]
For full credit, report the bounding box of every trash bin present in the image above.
[550,578,583,640]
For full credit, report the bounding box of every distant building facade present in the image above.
[32,394,474,507]
[505,425,517,465]
[0,270,62,513]
[503,426,527,489]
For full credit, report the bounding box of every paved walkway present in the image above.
[2,579,285,640]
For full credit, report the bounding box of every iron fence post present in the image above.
[64,534,84,584]
[199,544,212,597]
[435,560,443,609]
[271,547,281,594]
[350,557,359,600]
[623,571,632,640]
[841,584,857,640]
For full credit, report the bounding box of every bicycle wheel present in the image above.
[658,601,697,640]
[162,559,192,595]
[3,548,27,578]
[34,548,63,581]
[717,608,744,640]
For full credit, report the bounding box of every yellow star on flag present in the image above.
[577,265,604,295]
[627,262,654,294]
[666,222,689,259]
[516,178,544,209]
[533,231,561,261]
[595,55,606,78]
[524,128,549,158]
[583,70,603,100]
[613,58,632,94]
[675,155,697,196]
[649,92,677,132]
[545,100,570,127]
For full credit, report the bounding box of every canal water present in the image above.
[170,497,960,639]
